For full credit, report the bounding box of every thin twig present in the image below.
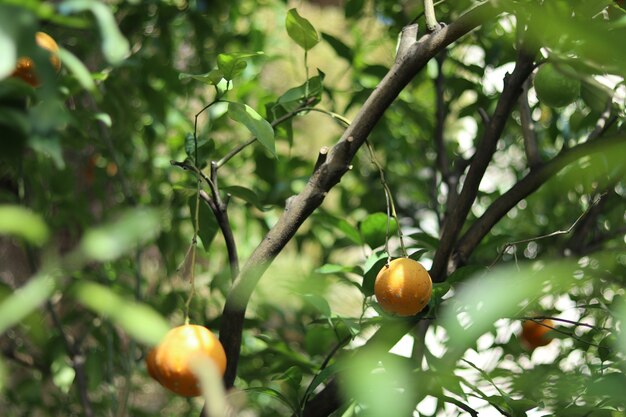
[364,140,408,258]
[488,193,606,268]
[424,0,441,31]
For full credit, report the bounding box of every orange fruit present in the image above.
[146,324,227,397]
[11,31,61,87]
[374,258,433,316]
[520,319,554,349]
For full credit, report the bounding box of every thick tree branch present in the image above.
[453,134,625,267]
[430,49,537,282]
[199,190,240,278]
[218,2,501,389]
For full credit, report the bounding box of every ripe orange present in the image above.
[11,31,61,87]
[146,324,227,397]
[374,258,433,316]
[520,319,554,350]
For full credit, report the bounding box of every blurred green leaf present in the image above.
[0,273,56,336]
[80,208,162,261]
[315,264,358,275]
[286,9,320,51]
[227,102,275,156]
[341,351,417,416]
[51,356,75,393]
[245,386,299,414]
[57,48,95,92]
[314,211,362,245]
[0,24,17,79]
[0,205,49,246]
[59,0,129,64]
[189,355,229,417]
[302,293,331,317]
[70,281,169,346]
[440,261,577,364]
[360,212,397,249]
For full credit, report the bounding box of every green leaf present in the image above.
[0,205,49,246]
[285,9,320,51]
[70,281,169,346]
[221,185,269,210]
[321,32,354,62]
[184,133,195,159]
[179,69,224,85]
[80,208,162,262]
[51,356,75,393]
[361,254,388,297]
[217,52,261,81]
[302,293,331,317]
[446,265,485,284]
[59,1,129,65]
[440,260,578,364]
[189,196,219,252]
[0,23,17,79]
[360,212,397,249]
[245,386,299,414]
[275,72,325,112]
[0,273,57,336]
[314,211,362,245]
[272,365,303,386]
[315,264,357,275]
[227,102,275,156]
[57,48,96,92]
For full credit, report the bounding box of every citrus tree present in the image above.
[1,0,625,416]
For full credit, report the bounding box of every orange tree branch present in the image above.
[453,133,625,267]
[217,1,501,389]
[429,48,537,283]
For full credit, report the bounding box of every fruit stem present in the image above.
[364,140,408,260]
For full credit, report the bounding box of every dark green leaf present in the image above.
[321,32,353,62]
[360,212,397,249]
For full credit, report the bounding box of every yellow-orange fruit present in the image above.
[520,319,554,349]
[146,324,227,397]
[11,31,61,87]
[374,258,433,316]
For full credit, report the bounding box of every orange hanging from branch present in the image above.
[146,324,227,397]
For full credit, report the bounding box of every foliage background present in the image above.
[0,0,625,416]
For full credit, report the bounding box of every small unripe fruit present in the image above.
[534,63,580,108]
